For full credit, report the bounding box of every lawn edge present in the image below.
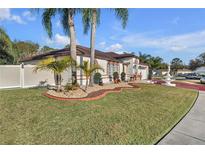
[153,90,199,145]
[43,83,140,101]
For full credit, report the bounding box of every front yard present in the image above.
[0,84,197,144]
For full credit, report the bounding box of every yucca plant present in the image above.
[33,56,75,92]
[78,60,104,91]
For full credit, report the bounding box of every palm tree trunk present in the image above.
[56,74,61,92]
[68,9,77,85]
[89,9,97,86]
[85,76,88,91]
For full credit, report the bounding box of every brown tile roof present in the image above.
[20,45,146,66]
[76,45,120,62]
[20,45,120,62]
[139,62,149,66]
[106,52,137,59]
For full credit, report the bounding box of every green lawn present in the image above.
[0,84,197,144]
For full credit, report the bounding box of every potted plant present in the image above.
[121,72,126,81]
[94,72,103,86]
[113,72,120,84]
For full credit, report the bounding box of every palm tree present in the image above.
[147,56,164,79]
[138,52,151,64]
[39,8,78,85]
[78,60,104,91]
[0,28,12,49]
[0,27,14,64]
[82,9,129,86]
[33,57,74,92]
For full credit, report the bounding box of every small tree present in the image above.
[171,58,183,75]
[33,57,74,92]
[78,61,104,91]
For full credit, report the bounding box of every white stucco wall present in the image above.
[76,56,110,85]
[19,55,149,87]
[138,65,149,80]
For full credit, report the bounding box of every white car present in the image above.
[200,77,205,84]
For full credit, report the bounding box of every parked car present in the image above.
[200,77,205,84]
[176,73,187,77]
[185,73,201,80]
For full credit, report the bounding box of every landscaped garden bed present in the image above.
[0,84,197,144]
[46,82,133,99]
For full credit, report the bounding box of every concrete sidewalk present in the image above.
[158,91,205,145]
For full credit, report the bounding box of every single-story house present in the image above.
[176,69,192,74]
[153,68,192,76]
[194,66,205,75]
[21,45,149,86]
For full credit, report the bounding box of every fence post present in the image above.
[20,63,24,88]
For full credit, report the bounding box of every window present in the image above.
[107,62,120,76]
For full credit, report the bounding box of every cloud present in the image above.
[45,33,70,48]
[22,11,36,21]
[105,43,123,51]
[0,8,26,24]
[98,41,106,48]
[121,29,205,53]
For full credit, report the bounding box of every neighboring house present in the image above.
[194,66,205,75]
[154,68,192,76]
[176,69,192,74]
[20,45,149,86]
[153,69,167,76]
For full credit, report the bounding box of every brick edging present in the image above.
[43,83,139,101]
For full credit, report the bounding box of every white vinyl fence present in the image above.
[0,64,118,89]
[0,64,71,89]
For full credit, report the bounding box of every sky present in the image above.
[1,8,205,64]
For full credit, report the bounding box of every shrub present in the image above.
[121,72,126,81]
[113,72,119,80]
[64,83,79,91]
[94,72,102,84]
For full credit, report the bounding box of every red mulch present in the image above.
[44,83,140,101]
[174,82,205,91]
[152,79,205,91]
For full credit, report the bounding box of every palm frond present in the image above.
[42,9,57,38]
[78,60,103,77]
[82,9,91,34]
[96,9,101,26]
[81,8,100,34]
[59,8,79,35]
[113,9,128,29]
[60,9,69,35]
[33,56,74,74]
[90,64,104,73]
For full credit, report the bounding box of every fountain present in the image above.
[163,64,176,87]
